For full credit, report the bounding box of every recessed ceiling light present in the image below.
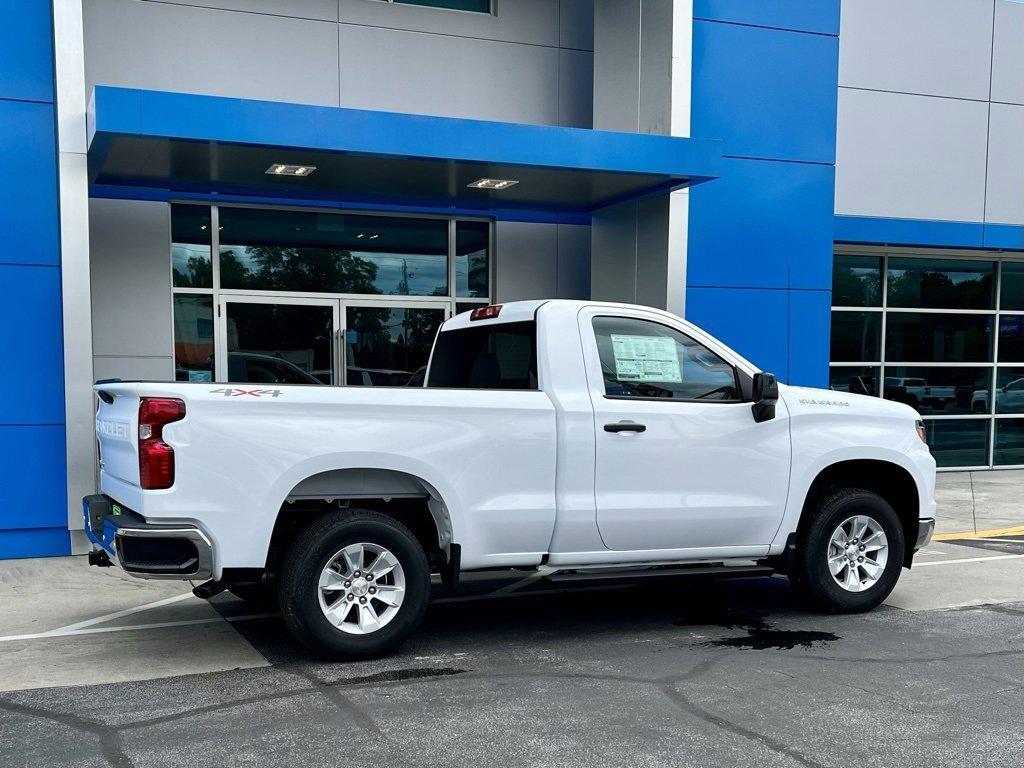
[468,178,519,190]
[266,164,316,177]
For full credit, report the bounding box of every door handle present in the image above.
[604,421,646,433]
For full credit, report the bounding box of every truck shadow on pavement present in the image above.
[221,574,842,664]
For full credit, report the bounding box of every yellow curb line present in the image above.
[932,525,1024,542]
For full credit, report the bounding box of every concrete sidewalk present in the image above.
[935,470,1024,537]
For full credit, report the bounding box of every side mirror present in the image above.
[752,372,779,423]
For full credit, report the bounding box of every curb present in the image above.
[931,525,1024,542]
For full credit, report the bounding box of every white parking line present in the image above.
[0,611,277,644]
[913,554,1024,568]
[44,592,197,635]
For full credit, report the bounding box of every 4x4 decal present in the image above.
[209,388,283,398]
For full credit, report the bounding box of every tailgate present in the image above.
[95,385,140,487]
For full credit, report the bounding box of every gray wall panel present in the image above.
[835,88,988,222]
[84,0,340,106]
[839,0,993,101]
[338,25,560,123]
[94,356,174,383]
[556,224,591,299]
[985,102,1024,225]
[992,0,1024,105]
[559,48,594,128]
[494,222,558,302]
[338,0,558,46]
[89,199,174,360]
[560,0,595,50]
[141,0,339,22]
[593,0,640,132]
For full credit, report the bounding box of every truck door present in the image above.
[579,307,791,553]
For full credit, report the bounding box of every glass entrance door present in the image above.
[344,302,448,386]
[217,296,448,386]
[219,296,339,385]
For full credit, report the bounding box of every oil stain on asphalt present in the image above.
[673,597,840,650]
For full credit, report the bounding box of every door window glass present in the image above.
[225,303,332,384]
[456,220,489,298]
[173,295,214,381]
[427,322,537,390]
[592,316,739,401]
[345,306,445,386]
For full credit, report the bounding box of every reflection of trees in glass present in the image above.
[833,264,881,306]
[219,246,383,295]
[347,307,442,382]
[887,264,994,309]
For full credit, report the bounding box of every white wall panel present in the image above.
[84,0,340,106]
[839,0,994,101]
[141,0,339,22]
[89,199,174,360]
[992,0,1024,105]
[338,0,558,46]
[836,88,988,222]
[338,25,560,124]
[985,103,1024,225]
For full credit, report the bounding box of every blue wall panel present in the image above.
[0,1,54,103]
[687,287,789,377]
[693,0,840,36]
[687,9,839,387]
[788,290,831,389]
[0,426,69,559]
[692,20,838,164]
[0,100,60,266]
[0,264,66,425]
[0,2,65,558]
[688,158,835,291]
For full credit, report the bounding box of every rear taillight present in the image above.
[138,397,185,490]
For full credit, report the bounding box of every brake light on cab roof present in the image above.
[470,305,502,321]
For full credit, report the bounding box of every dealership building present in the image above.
[1,0,1022,559]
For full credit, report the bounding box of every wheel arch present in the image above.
[799,459,920,567]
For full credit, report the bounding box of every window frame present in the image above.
[368,0,495,15]
[590,314,745,405]
[830,246,1024,471]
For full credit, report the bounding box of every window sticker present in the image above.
[610,334,681,382]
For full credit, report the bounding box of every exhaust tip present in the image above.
[192,580,226,600]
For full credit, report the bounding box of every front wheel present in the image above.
[790,489,905,613]
[278,510,430,659]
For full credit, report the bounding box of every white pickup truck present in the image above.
[85,300,937,658]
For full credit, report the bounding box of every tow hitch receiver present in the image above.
[88,549,113,568]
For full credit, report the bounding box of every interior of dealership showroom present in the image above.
[1,0,1022,558]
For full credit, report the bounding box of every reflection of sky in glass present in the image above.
[172,243,210,276]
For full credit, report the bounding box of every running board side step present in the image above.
[543,564,775,582]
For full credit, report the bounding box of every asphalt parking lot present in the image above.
[1,532,1023,768]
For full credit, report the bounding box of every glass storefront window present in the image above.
[923,419,990,468]
[887,257,995,310]
[994,419,1024,466]
[885,312,992,363]
[830,311,881,362]
[456,220,489,298]
[998,315,1024,362]
[828,366,879,396]
[218,208,449,296]
[171,205,212,288]
[995,368,1024,414]
[173,295,214,381]
[395,0,491,11]
[881,366,991,416]
[832,254,882,307]
[1000,262,1024,311]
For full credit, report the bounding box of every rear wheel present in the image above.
[278,509,430,659]
[791,488,905,613]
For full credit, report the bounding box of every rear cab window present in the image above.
[427,321,538,390]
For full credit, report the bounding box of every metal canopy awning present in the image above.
[87,87,722,215]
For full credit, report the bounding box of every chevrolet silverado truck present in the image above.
[85,300,937,658]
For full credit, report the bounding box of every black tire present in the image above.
[790,488,905,613]
[278,509,430,659]
[227,584,279,611]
